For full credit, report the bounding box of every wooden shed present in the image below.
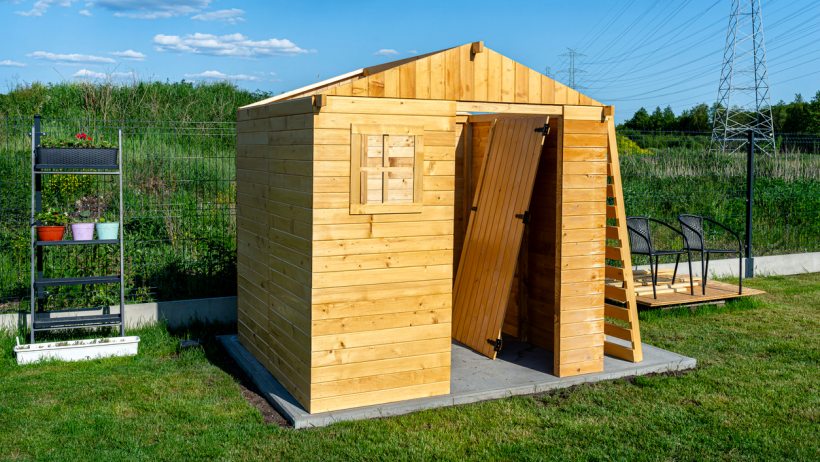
[236,42,642,414]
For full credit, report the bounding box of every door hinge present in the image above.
[515,211,530,224]
[487,337,502,352]
[534,123,550,134]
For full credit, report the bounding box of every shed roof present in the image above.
[243,42,601,109]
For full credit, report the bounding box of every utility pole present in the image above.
[711,0,775,157]
[559,48,585,89]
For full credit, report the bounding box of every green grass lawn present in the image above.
[1,274,818,461]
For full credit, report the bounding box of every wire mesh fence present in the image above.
[618,129,820,260]
[1,117,235,311]
[1,120,818,311]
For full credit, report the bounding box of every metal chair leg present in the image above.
[704,252,711,295]
[672,253,681,284]
[687,250,694,295]
[651,255,657,299]
[738,252,743,295]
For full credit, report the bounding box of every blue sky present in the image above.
[0,0,817,121]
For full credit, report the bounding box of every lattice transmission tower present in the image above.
[711,0,775,156]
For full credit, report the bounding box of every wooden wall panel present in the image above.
[236,97,315,409]
[309,96,456,412]
[554,115,607,377]
[290,44,601,108]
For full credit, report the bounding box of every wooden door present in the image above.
[452,116,548,359]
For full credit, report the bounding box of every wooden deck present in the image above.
[609,270,765,308]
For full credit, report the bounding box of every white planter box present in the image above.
[14,336,140,365]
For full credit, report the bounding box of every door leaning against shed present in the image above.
[235,41,642,414]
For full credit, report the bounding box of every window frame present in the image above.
[350,124,425,215]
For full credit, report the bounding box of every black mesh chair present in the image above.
[678,214,743,295]
[626,217,692,299]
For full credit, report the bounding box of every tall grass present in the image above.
[618,133,820,257]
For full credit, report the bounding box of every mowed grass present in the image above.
[0,274,818,461]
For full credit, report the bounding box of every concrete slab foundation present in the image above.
[218,335,696,429]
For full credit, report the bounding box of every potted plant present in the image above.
[96,212,120,240]
[34,208,70,241]
[71,195,105,241]
[37,132,118,169]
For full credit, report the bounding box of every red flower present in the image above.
[76,133,89,140]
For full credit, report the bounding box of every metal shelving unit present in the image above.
[29,116,126,343]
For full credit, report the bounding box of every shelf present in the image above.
[34,169,120,175]
[34,275,121,287]
[36,239,119,247]
[35,164,119,171]
[32,313,122,331]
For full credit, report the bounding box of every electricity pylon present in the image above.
[711,0,775,156]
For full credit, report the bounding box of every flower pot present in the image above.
[36,225,66,241]
[96,222,119,240]
[71,222,95,241]
[36,147,118,169]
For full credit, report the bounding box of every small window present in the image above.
[350,125,424,214]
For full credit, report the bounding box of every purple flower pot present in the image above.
[71,223,95,241]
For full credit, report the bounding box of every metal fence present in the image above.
[1,120,818,310]
[618,129,820,259]
[0,117,236,310]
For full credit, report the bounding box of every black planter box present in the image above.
[36,147,118,169]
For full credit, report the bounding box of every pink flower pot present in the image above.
[71,223,95,241]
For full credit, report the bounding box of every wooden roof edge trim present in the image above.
[360,47,454,76]
[240,68,365,109]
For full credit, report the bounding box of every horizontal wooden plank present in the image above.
[315,113,454,131]
[563,147,608,162]
[456,101,562,115]
[560,346,604,364]
[312,220,454,241]
[324,96,456,116]
[604,303,630,321]
[605,285,628,302]
[310,380,450,414]
[312,337,452,367]
[604,341,637,362]
[311,307,451,335]
[313,235,453,257]
[563,119,607,134]
[311,366,450,399]
[564,133,608,148]
[557,358,603,377]
[604,322,633,341]
[313,264,452,289]
[312,278,452,306]
[563,105,604,121]
[312,322,452,352]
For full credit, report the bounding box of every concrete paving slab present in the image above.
[218,335,696,429]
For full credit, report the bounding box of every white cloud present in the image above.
[79,8,91,16]
[29,51,116,64]
[110,49,146,61]
[73,68,107,79]
[16,0,75,17]
[154,33,308,57]
[95,0,210,19]
[184,70,259,81]
[374,49,399,56]
[191,8,244,24]
[0,60,26,67]
[73,69,137,80]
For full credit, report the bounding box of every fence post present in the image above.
[745,130,754,278]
